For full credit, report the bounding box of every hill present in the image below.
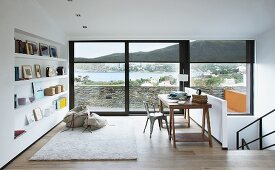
[74,41,246,63]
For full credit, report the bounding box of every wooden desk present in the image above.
[158,94,212,148]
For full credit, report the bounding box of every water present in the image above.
[75,70,177,81]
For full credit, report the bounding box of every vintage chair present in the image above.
[143,101,169,138]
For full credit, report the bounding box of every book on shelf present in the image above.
[19,41,27,54]
[14,66,19,81]
[53,97,67,110]
[15,39,20,53]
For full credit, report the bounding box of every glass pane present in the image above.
[190,63,250,114]
[129,43,180,112]
[129,63,179,111]
[74,42,125,112]
[74,42,125,62]
[74,63,125,112]
[129,43,179,62]
[190,40,246,63]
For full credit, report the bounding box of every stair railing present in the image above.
[236,109,275,150]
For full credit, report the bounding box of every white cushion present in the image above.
[83,113,107,130]
[63,106,88,127]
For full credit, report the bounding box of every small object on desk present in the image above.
[167,99,178,103]
[192,94,208,104]
[168,91,187,99]
[196,89,202,95]
[177,101,185,105]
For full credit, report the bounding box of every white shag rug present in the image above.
[30,119,137,160]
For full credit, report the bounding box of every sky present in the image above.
[74,42,177,58]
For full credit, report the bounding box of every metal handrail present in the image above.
[237,109,275,133]
[238,131,275,150]
[236,109,275,150]
[241,138,250,150]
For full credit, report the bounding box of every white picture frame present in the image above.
[22,65,33,79]
[26,113,35,125]
[33,108,43,121]
[34,64,41,78]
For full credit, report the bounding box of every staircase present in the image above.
[236,109,275,150]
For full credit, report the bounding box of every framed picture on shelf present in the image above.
[26,113,35,125]
[46,66,56,77]
[39,43,49,56]
[49,45,58,58]
[26,41,38,55]
[34,64,41,78]
[22,65,33,79]
[33,108,43,121]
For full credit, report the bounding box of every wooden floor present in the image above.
[5,116,275,170]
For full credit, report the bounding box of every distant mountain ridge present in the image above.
[74,41,246,63]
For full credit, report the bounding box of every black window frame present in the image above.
[69,40,254,116]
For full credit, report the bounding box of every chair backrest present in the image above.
[143,101,151,116]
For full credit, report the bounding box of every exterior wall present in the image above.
[224,90,246,112]
[191,86,246,99]
[75,86,178,110]
[75,85,246,109]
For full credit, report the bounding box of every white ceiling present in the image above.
[36,0,275,40]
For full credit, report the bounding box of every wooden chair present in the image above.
[143,101,169,138]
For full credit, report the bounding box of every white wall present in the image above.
[0,0,66,168]
[227,116,258,150]
[254,26,275,150]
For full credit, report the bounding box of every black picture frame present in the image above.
[39,43,49,56]
[49,45,58,58]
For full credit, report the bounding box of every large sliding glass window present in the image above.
[74,42,125,112]
[190,40,254,114]
[129,43,180,111]
[70,40,254,115]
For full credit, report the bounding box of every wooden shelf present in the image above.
[15,53,67,62]
[174,133,209,142]
[14,75,68,85]
[14,91,68,112]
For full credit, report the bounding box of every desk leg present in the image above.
[206,108,213,147]
[187,109,190,127]
[184,109,186,119]
[169,113,172,140]
[201,109,206,135]
[170,108,176,148]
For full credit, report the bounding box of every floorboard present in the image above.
[5,116,275,170]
